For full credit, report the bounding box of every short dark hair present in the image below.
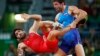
[52,0,65,3]
[11,28,23,39]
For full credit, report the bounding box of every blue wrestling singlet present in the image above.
[57,6,82,54]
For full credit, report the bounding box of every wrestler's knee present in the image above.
[75,44,85,56]
[47,30,57,41]
[54,48,66,56]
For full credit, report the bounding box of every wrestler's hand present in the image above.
[21,13,30,20]
[53,22,60,27]
[53,22,63,29]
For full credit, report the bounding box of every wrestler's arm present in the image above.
[21,13,42,21]
[52,20,77,36]
[74,9,87,24]
[69,6,87,24]
[17,43,26,56]
[39,21,54,27]
[39,21,63,29]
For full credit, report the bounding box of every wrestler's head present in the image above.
[53,0,65,12]
[12,28,26,42]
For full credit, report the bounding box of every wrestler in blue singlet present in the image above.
[57,6,82,54]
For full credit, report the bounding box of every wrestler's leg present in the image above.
[75,44,85,56]
[29,20,40,33]
[21,13,41,33]
[54,48,66,56]
[45,30,59,52]
[46,30,59,41]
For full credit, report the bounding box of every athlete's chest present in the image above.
[58,13,74,23]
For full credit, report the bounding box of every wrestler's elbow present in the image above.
[80,10,88,19]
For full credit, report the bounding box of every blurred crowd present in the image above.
[78,0,100,56]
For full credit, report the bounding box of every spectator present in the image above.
[4,43,17,56]
[78,0,92,15]
[83,37,95,56]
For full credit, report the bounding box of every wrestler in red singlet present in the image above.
[23,31,58,53]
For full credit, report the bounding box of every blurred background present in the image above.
[0,0,100,56]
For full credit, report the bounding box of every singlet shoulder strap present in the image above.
[63,6,68,13]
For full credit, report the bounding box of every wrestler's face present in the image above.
[15,30,26,41]
[53,2,64,12]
